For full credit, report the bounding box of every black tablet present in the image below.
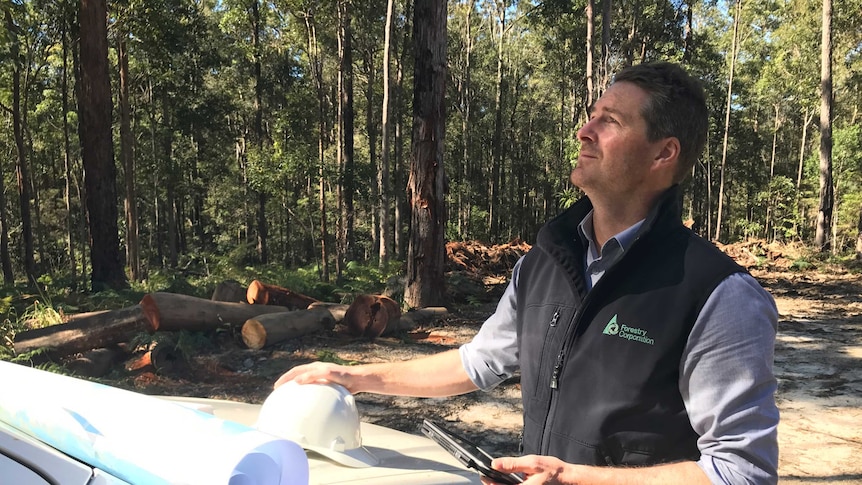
[421,419,524,484]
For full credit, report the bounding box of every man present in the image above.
[275,62,779,484]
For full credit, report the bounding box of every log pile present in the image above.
[12,279,451,379]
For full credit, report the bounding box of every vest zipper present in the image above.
[550,350,564,389]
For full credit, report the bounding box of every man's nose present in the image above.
[577,120,595,142]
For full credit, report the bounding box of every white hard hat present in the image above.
[255,381,378,468]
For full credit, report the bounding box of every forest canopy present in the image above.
[0,0,860,290]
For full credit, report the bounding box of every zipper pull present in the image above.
[550,351,564,389]
[550,310,560,327]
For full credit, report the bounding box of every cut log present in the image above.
[344,295,401,339]
[246,280,318,309]
[241,308,336,350]
[306,302,350,322]
[382,307,449,336]
[211,280,247,302]
[140,292,294,332]
[13,304,157,358]
[65,347,126,378]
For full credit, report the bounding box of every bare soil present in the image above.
[108,264,862,484]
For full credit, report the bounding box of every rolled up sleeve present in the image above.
[459,257,523,391]
[683,272,780,484]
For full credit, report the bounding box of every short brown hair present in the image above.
[612,62,708,183]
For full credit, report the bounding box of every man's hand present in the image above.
[481,455,576,485]
[274,362,360,392]
[482,455,711,485]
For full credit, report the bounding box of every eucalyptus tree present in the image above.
[405,0,447,308]
[2,1,46,284]
[815,0,834,251]
[78,0,127,290]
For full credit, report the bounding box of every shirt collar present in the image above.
[578,210,645,289]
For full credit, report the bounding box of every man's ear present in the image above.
[652,137,680,170]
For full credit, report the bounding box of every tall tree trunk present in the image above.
[0,12,13,283]
[252,0,268,264]
[78,0,127,290]
[5,10,36,282]
[765,103,780,241]
[585,0,595,109]
[600,0,612,92]
[393,0,412,259]
[118,35,139,282]
[489,1,506,239]
[363,50,379,258]
[815,0,833,251]
[305,13,329,281]
[714,0,741,243]
[379,0,395,269]
[337,0,355,278]
[161,96,178,268]
[62,11,76,283]
[405,0,447,308]
[458,1,473,239]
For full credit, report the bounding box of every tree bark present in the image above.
[379,0,396,269]
[307,302,350,321]
[336,0,356,277]
[489,2,506,238]
[118,35,140,282]
[815,0,833,251]
[241,309,336,350]
[211,280,247,302]
[586,0,595,109]
[252,0,268,264]
[78,0,127,290]
[139,292,293,332]
[714,0,741,243]
[13,304,156,358]
[5,10,36,282]
[405,0,447,309]
[62,12,76,284]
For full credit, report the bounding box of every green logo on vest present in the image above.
[601,314,655,345]
[603,314,619,335]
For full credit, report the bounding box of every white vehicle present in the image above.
[0,361,482,485]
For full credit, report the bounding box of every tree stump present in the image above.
[344,295,401,339]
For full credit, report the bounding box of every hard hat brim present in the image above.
[306,443,379,468]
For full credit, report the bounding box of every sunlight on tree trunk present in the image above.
[814,0,833,252]
[714,0,741,243]
[405,0,447,308]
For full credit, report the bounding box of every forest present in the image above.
[0,0,860,299]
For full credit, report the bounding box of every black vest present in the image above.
[516,186,744,466]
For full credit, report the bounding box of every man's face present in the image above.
[571,81,667,198]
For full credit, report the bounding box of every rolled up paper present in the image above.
[0,360,308,485]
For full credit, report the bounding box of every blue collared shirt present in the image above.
[459,215,779,484]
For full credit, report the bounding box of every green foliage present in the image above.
[1,0,861,292]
